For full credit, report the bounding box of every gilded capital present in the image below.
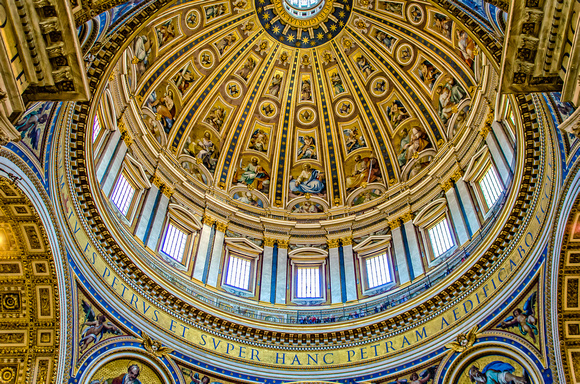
[161,184,174,198]
[341,237,353,246]
[327,238,340,248]
[277,239,290,249]
[387,219,401,229]
[440,179,454,192]
[121,131,133,147]
[263,238,276,247]
[401,212,414,223]
[479,124,491,138]
[202,215,216,226]
[451,169,464,182]
[215,221,228,232]
[150,175,164,189]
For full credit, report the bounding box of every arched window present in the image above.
[110,173,135,216]
[414,199,457,263]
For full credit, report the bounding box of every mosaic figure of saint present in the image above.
[235,157,270,191]
[267,74,283,97]
[204,106,226,131]
[289,164,325,195]
[297,135,317,160]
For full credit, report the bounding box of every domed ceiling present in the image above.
[126,0,479,216]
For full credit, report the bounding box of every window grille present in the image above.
[479,166,503,209]
[296,266,321,298]
[366,253,391,289]
[428,217,454,258]
[110,174,135,215]
[225,254,251,290]
[160,223,188,262]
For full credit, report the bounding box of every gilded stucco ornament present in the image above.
[141,332,173,357]
[445,325,479,354]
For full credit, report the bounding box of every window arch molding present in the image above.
[110,154,151,223]
[463,146,505,217]
[353,235,394,294]
[221,238,263,297]
[413,198,457,263]
[288,248,328,304]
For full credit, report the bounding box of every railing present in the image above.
[101,171,513,325]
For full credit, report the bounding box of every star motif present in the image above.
[302,37,309,44]
[272,26,280,34]
[259,0,265,3]
[262,12,270,20]
[327,33,332,38]
[339,21,344,27]
[265,23,270,29]
[310,40,316,46]
[286,34,295,42]
[330,24,337,31]
[317,32,324,40]
[257,6,262,12]
[346,5,350,10]
[339,10,345,18]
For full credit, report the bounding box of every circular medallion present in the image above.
[185,10,200,29]
[0,367,14,384]
[260,101,278,118]
[298,107,316,124]
[257,0,352,47]
[370,77,388,97]
[396,43,414,66]
[199,49,214,69]
[335,98,354,117]
[407,4,424,25]
[226,80,242,99]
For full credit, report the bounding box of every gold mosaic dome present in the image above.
[118,0,482,220]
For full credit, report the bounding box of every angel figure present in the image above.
[497,292,538,342]
[79,300,121,353]
[445,325,478,353]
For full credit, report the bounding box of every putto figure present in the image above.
[497,292,538,342]
[79,300,121,353]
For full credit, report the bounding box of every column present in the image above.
[206,221,227,287]
[95,129,121,182]
[484,129,511,186]
[133,178,161,242]
[402,213,424,280]
[491,121,515,169]
[145,186,171,250]
[260,238,275,302]
[192,216,215,282]
[275,240,288,304]
[442,179,470,245]
[100,139,128,196]
[455,179,481,235]
[341,238,358,302]
[389,219,411,284]
[327,239,342,304]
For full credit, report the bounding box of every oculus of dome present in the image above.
[259,0,351,46]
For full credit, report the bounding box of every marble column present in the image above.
[491,121,515,169]
[327,239,342,304]
[275,240,289,304]
[485,130,511,186]
[95,129,121,182]
[100,139,128,196]
[402,214,424,280]
[192,216,216,282]
[341,238,358,302]
[145,186,172,250]
[455,179,481,234]
[207,221,227,287]
[443,180,470,245]
[389,219,411,284]
[260,239,275,302]
[134,181,161,242]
